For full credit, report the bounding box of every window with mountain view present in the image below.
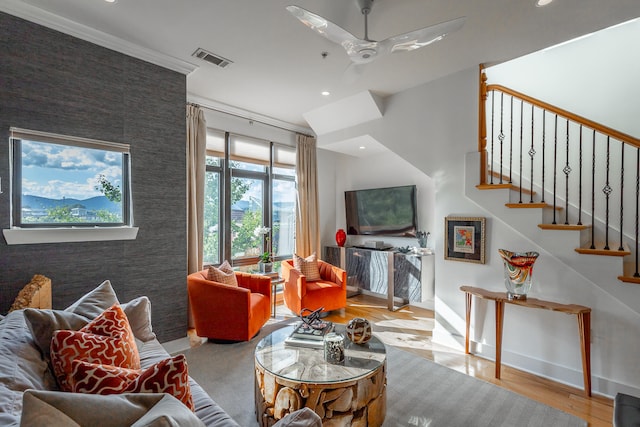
[10,128,131,228]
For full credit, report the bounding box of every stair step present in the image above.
[575,244,631,257]
[476,183,536,196]
[538,224,591,231]
[618,275,640,284]
[506,202,562,210]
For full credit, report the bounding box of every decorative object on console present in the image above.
[416,230,430,248]
[345,317,372,344]
[335,228,347,247]
[323,332,345,364]
[498,249,540,300]
[396,246,411,254]
[444,216,486,264]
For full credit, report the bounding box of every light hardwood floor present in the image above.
[273,294,613,427]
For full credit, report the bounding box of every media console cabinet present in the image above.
[325,246,434,311]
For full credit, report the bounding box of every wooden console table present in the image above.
[460,286,592,396]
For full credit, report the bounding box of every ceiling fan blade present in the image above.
[286,5,379,65]
[286,5,359,48]
[379,16,466,54]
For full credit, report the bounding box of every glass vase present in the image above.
[498,249,539,300]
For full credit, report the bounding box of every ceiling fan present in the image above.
[286,0,466,67]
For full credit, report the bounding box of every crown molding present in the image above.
[188,93,314,136]
[0,0,198,75]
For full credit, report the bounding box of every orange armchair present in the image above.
[187,270,271,341]
[281,259,347,315]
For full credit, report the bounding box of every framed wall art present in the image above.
[444,216,486,264]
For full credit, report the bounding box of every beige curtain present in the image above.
[295,134,320,257]
[186,104,206,274]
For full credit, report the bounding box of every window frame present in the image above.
[9,128,132,228]
[3,128,138,245]
[203,129,295,269]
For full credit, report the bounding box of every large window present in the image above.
[203,130,296,269]
[10,128,131,228]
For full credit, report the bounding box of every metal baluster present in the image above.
[519,100,524,203]
[635,147,639,277]
[529,105,535,203]
[509,97,513,184]
[552,115,558,224]
[619,141,625,251]
[590,130,596,249]
[564,120,572,224]
[603,136,612,250]
[490,91,495,184]
[499,93,505,184]
[541,111,546,203]
[578,125,583,225]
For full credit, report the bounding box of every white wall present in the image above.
[316,65,640,397]
[318,149,435,250]
[486,18,640,138]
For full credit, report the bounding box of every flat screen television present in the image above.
[345,185,418,237]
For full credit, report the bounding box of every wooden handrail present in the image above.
[487,83,640,149]
[478,65,488,185]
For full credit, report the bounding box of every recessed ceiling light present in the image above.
[321,91,330,96]
[536,0,553,6]
[359,146,366,150]
[105,0,117,3]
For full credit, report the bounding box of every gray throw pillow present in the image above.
[21,390,205,427]
[64,279,119,319]
[23,309,89,361]
[122,296,156,342]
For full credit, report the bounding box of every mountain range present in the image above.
[22,195,120,213]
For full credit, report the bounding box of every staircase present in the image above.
[469,70,640,311]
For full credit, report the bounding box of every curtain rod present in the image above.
[189,102,315,138]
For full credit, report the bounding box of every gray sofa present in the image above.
[614,392,640,427]
[0,280,320,427]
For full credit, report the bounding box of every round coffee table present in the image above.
[254,323,386,426]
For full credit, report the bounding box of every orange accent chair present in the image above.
[281,259,347,315]
[187,270,271,341]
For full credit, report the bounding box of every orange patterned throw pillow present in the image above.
[207,260,238,286]
[293,252,321,281]
[69,355,195,411]
[50,304,140,391]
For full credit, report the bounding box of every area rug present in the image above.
[178,321,586,427]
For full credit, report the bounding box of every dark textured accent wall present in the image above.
[0,12,188,342]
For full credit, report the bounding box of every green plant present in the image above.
[259,251,271,263]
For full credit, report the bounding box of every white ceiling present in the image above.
[3,0,640,148]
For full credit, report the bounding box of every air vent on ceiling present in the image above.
[192,48,233,68]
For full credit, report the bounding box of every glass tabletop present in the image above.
[255,324,386,384]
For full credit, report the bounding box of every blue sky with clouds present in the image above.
[21,140,122,200]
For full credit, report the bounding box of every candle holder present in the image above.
[323,332,345,364]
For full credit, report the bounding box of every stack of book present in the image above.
[284,321,334,348]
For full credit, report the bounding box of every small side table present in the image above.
[252,271,283,317]
[460,285,592,396]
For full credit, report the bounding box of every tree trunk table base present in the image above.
[255,360,386,427]
[253,324,387,426]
